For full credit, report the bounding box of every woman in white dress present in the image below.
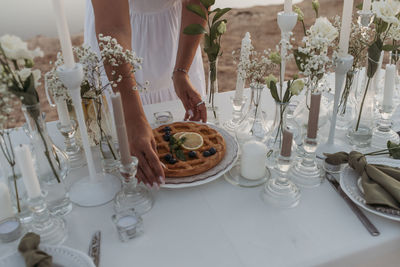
[86,0,207,187]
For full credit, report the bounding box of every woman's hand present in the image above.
[173,72,207,122]
[126,117,165,188]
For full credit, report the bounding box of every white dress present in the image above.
[84,0,206,105]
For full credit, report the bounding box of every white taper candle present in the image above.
[14,145,42,199]
[362,0,371,12]
[51,0,75,69]
[55,98,70,126]
[382,64,396,111]
[111,92,132,166]
[0,183,14,221]
[338,0,354,56]
[284,0,292,13]
[234,32,251,101]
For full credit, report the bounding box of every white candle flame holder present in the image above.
[57,64,121,207]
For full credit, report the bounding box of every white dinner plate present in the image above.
[0,245,95,267]
[340,157,400,222]
[155,122,239,189]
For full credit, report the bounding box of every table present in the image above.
[2,87,400,267]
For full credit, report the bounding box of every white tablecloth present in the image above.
[2,87,400,267]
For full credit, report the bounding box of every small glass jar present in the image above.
[111,209,143,242]
[154,111,173,126]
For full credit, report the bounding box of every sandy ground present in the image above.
[12,0,349,127]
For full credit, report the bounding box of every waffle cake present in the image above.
[153,122,226,177]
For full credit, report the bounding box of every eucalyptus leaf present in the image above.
[367,40,382,78]
[283,84,290,103]
[212,8,231,24]
[269,81,280,103]
[200,0,215,9]
[186,4,207,20]
[183,23,207,35]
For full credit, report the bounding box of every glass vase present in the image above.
[347,72,375,147]
[235,83,270,147]
[265,101,290,166]
[22,103,71,216]
[0,134,31,223]
[336,69,360,131]
[206,59,220,125]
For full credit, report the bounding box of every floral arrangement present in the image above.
[46,34,145,158]
[183,0,231,118]
[355,0,400,131]
[293,3,339,93]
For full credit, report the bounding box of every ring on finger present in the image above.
[196,100,205,107]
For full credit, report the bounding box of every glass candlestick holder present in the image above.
[28,195,67,245]
[371,106,400,149]
[357,10,374,28]
[290,137,323,188]
[57,120,85,169]
[113,157,154,215]
[223,96,247,132]
[261,132,300,208]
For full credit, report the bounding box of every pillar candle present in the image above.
[234,32,251,101]
[338,0,354,56]
[307,93,321,139]
[382,64,396,111]
[240,140,267,180]
[0,183,14,221]
[362,0,371,12]
[280,130,293,157]
[51,0,75,69]
[55,98,70,126]
[14,145,42,199]
[111,92,132,166]
[284,0,292,13]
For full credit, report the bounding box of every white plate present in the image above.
[157,122,239,189]
[340,157,400,222]
[0,245,95,267]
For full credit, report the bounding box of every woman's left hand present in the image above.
[173,72,207,122]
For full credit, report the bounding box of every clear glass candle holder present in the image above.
[154,111,173,126]
[111,208,143,242]
[0,217,24,243]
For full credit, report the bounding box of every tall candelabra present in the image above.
[57,64,120,207]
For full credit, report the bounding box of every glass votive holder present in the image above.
[0,217,24,243]
[111,209,143,242]
[154,111,173,126]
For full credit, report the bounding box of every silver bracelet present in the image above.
[172,68,188,79]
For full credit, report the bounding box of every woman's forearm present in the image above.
[174,0,207,71]
[91,0,147,125]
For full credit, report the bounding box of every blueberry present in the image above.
[188,151,197,158]
[203,151,211,157]
[164,154,173,161]
[209,147,216,155]
[162,126,171,132]
[163,134,171,141]
[169,158,177,164]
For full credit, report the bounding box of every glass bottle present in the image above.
[206,59,220,125]
[22,103,71,216]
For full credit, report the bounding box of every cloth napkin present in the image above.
[18,232,52,267]
[326,151,400,210]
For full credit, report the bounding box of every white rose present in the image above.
[372,0,400,25]
[17,68,32,82]
[289,79,305,95]
[0,34,43,60]
[309,17,338,43]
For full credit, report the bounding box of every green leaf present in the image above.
[176,150,186,161]
[356,3,363,10]
[283,83,291,102]
[377,20,388,34]
[212,8,231,24]
[293,49,308,72]
[210,19,227,40]
[183,24,207,35]
[200,0,215,9]
[269,81,280,102]
[186,4,207,20]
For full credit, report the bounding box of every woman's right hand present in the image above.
[126,117,165,188]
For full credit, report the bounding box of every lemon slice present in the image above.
[173,132,187,139]
[181,132,204,150]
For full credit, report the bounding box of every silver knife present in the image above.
[88,231,101,267]
[326,173,380,236]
